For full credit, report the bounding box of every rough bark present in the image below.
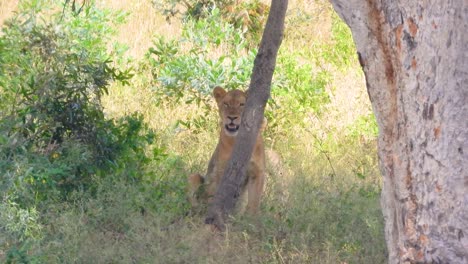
[204,0,288,230]
[330,0,468,263]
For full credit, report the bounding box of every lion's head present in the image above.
[213,86,246,137]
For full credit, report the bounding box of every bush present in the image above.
[147,7,254,101]
[0,1,131,148]
[152,0,268,42]
[0,3,161,260]
[0,1,154,201]
[153,0,234,20]
[322,12,356,69]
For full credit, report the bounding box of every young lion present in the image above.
[188,86,266,214]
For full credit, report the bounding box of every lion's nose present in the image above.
[227,116,238,122]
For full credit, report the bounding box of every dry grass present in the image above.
[97,0,182,59]
[0,0,18,28]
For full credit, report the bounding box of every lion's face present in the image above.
[213,86,246,137]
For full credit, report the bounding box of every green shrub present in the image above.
[152,0,268,42]
[0,1,131,148]
[0,1,154,200]
[322,12,356,69]
[274,52,332,112]
[346,113,379,140]
[0,196,43,263]
[147,7,254,100]
[0,197,42,242]
[0,2,160,260]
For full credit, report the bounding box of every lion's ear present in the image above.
[213,86,226,103]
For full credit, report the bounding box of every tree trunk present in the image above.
[330,0,468,263]
[204,0,288,231]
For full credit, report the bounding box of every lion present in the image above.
[187,86,266,214]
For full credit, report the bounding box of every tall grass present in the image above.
[0,0,386,263]
[0,0,18,28]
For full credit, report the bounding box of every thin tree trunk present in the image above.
[205,0,288,231]
[330,0,468,263]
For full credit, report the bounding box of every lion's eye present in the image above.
[223,103,228,108]
[240,103,245,106]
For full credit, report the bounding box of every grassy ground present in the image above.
[0,0,387,263]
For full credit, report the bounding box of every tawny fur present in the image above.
[187,86,266,214]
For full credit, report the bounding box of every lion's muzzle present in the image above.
[224,116,240,136]
[225,123,240,133]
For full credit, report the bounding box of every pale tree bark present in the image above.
[330,0,468,263]
[205,0,288,230]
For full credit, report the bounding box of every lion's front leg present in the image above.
[187,173,204,207]
[246,163,265,214]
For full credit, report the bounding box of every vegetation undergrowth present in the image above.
[1,0,386,263]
